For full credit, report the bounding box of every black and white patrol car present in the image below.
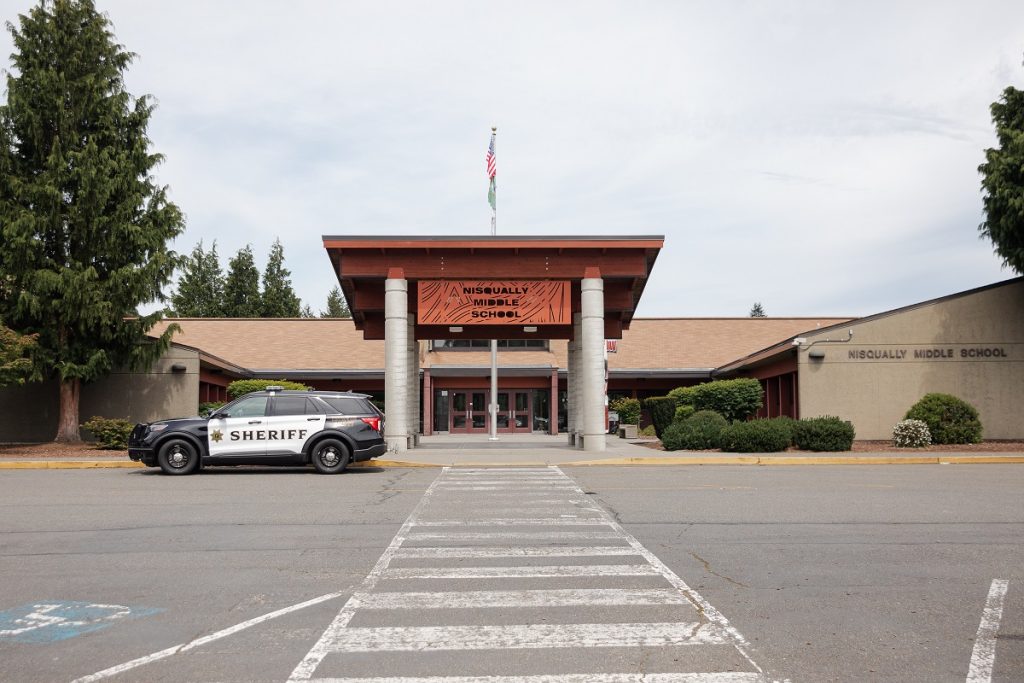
[128,388,386,475]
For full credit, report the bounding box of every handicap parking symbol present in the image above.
[0,601,162,643]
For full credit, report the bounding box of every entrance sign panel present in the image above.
[418,280,570,325]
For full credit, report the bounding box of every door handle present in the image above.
[248,420,262,424]
[306,417,319,421]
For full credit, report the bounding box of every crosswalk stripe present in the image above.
[355,588,691,609]
[406,531,621,541]
[382,564,660,578]
[310,674,771,683]
[412,519,612,527]
[394,545,638,558]
[324,622,727,651]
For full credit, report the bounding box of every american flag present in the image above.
[486,132,496,179]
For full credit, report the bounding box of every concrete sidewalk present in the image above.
[3,433,1023,468]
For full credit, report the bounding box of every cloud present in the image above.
[1,0,1020,318]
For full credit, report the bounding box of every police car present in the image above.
[128,387,386,475]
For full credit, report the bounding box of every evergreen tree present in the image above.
[979,85,1024,275]
[749,302,766,317]
[170,240,225,316]
[0,0,183,441]
[260,238,301,317]
[223,245,262,317]
[299,303,316,318]
[321,286,352,318]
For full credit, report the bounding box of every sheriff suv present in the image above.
[128,388,386,475]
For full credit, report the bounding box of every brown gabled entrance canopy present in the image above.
[323,235,664,340]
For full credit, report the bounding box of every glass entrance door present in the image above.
[450,391,488,433]
[497,391,531,433]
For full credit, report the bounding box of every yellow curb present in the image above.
[567,456,761,466]
[938,455,1024,464]
[352,459,442,468]
[0,460,145,469]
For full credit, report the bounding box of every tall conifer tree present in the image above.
[322,286,352,318]
[0,0,183,440]
[260,238,301,317]
[171,240,225,316]
[223,245,261,317]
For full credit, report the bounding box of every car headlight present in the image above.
[148,423,168,433]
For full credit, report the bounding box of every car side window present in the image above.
[221,396,268,418]
[271,396,308,416]
[305,399,326,415]
[323,397,367,415]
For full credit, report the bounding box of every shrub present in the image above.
[771,416,798,447]
[82,416,134,450]
[691,378,764,422]
[661,410,728,451]
[717,419,791,453]
[793,416,855,451]
[226,379,311,400]
[609,397,641,425]
[674,404,695,423]
[644,396,677,439]
[198,401,226,417]
[892,419,931,448]
[904,393,982,445]
[667,385,698,408]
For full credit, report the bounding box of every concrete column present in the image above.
[566,326,577,446]
[407,317,419,448]
[384,275,408,453]
[581,273,605,452]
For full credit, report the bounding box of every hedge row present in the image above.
[660,411,855,453]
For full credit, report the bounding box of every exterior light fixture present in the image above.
[170,363,187,372]
[448,326,463,333]
[523,326,538,333]
[808,348,825,360]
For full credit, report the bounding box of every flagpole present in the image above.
[488,126,499,440]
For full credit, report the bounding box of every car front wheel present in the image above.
[157,439,199,475]
[312,438,350,474]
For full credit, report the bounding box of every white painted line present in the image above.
[406,531,621,540]
[69,591,347,683]
[433,486,579,491]
[287,468,449,682]
[356,588,692,609]
[382,564,660,578]
[310,674,770,683]
[394,545,638,558]
[548,466,764,675]
[412,518,612,526]
[966,578,1009,683]
[324,621,727,652]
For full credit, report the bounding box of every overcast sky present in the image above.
[3,1,1023,317]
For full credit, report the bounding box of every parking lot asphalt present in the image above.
[0,465,1021,682]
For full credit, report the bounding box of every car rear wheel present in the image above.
[312,438,350,474]
[157,439,199,475]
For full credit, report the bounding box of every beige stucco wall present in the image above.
[798,279,1024,440]
[0,345,199,443]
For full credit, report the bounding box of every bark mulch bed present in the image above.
[0,442,125,459]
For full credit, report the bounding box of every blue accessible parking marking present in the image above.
[0,601,162,643]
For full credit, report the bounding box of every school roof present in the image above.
[151,317,853,376]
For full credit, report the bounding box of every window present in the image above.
[221,396,268,418]
[431,339,548,350]
[322,396,373,415]
[271,396,317,416]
